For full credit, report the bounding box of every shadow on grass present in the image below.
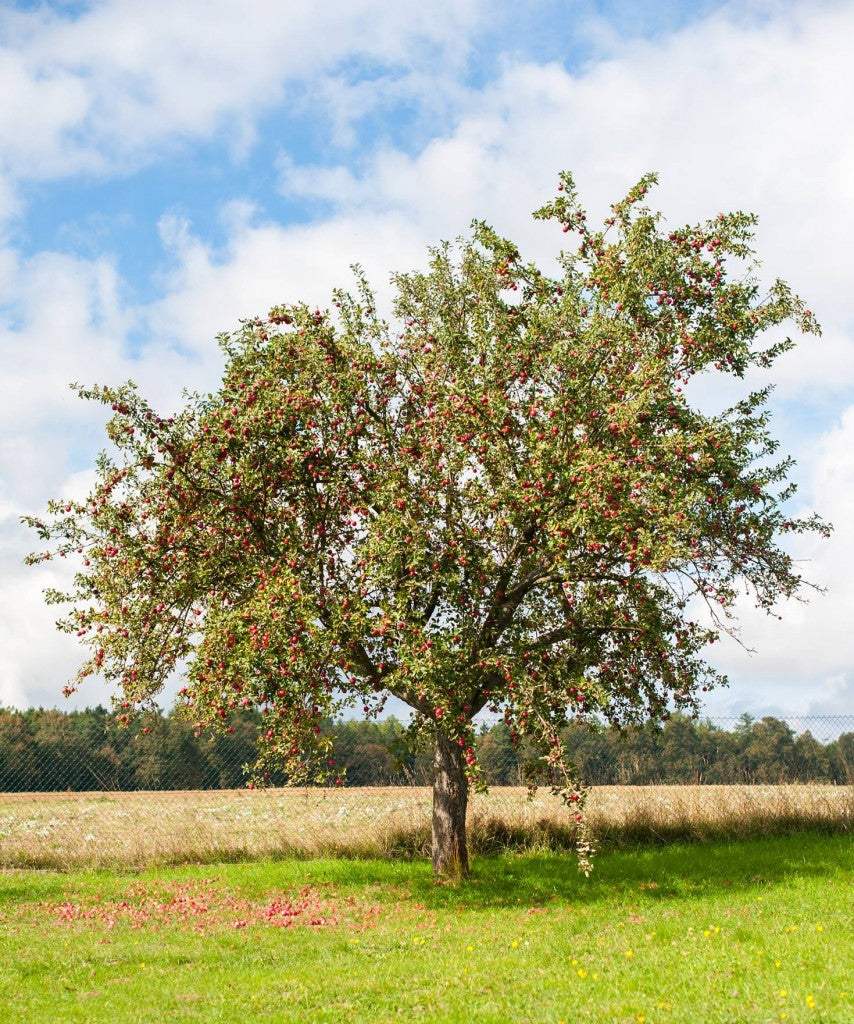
[324,832,853,910]
[1,832,850,911]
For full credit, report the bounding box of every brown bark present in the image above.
[431,727,469,879]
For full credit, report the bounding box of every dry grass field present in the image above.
[1,784,850,870]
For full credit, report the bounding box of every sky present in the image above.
[1,0,852,723]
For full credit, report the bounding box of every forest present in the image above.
[0,706,850,792]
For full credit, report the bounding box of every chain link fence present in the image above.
[1,710,851,869]
[1,709,852,793]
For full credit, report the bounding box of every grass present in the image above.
[1,833,851,1023]
[1,784,850,870]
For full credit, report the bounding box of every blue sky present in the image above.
[1,0,852,719]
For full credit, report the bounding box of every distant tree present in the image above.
[562,720,616,786]
[657,714,705,783]
[1,703,848,792]
[734,713,756,736]
[0,710,38,791]
[328,716,403,784]
[124,713,186,790]
[828,732,854,785]
[197,711,262,788]
[792,730,828,782]
[742,716,797,783]
[694,720,741,784]
[475,722,519,785]
[32,709,98,791]
[26,172,828,876]
[345,743,395,785]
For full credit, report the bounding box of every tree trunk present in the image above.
[431,727,469,879]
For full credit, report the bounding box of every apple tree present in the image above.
[26,173,828,878]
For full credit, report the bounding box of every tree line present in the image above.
[0,706,851,792]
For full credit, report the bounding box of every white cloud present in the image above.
[699,403,854,716]
[275,0,854,401]
[0,0,481,192]
[0,514,116,712]
[146,207,429,355]
[0,251,127,504]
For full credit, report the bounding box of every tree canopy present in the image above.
[26,172,828,876]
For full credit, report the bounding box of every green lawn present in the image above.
[1,834,851,1023]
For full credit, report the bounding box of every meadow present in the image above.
[1,786,851,1021]
[1,834,851,1023]
[0,784,850,870]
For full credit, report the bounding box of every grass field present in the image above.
[1,784,850,869]
[1,834,851,1023]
